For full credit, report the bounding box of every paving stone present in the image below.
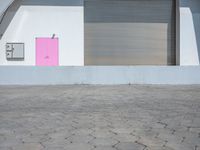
[67,135,94,143]
[91,137,118,147]
[111,128,133,134]
[64,143,93,150]
[70,128,93,136]
[116,142,146,150]
[92,129,115,138]
[43,147,67,150]
[94,146,116,150]
[112,133,138,143]
[0,146,13,150]
[147,146,174,150]
[13,143,43,150]
[0,135,20,147]
[166,142,194,150]
[137,136,165,148]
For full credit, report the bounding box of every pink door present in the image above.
[36,38,59,66]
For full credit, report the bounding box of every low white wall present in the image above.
[0,0,84,66]
[179,0,200,65]
[0,66,200,85]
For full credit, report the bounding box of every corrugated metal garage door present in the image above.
[84,0,176,65]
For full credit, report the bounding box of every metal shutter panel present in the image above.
[84,0,176,65]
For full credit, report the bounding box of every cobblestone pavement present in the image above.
[0,85,200,150]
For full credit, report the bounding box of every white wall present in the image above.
[179,0,200,65]
[2,0,200,66]
[0,0,84,66]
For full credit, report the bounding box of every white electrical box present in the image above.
[6,43,24,60]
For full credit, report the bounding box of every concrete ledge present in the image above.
[0,66,200,85]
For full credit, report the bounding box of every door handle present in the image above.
[45,56,49,59]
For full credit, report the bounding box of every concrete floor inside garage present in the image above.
[0,85,200,150]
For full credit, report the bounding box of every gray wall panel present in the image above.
[85,0,176,65]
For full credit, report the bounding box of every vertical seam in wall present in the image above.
[83,0,84,66]
[176,0,180,65]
